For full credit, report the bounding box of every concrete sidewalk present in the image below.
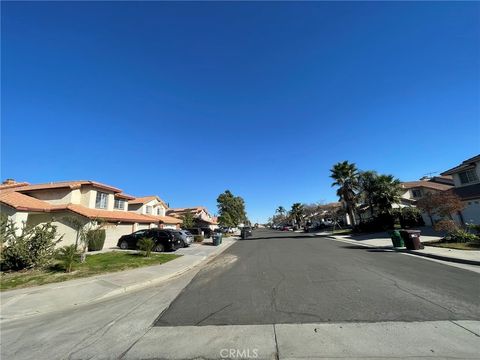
[0,238,237,322]
[329,229,480,266]
[123,321,480,359]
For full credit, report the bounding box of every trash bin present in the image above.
[400,230,423,250]
[212,233,221,246]
[217,232,223,245]
[390,230,404,248]
[241,229,247,240]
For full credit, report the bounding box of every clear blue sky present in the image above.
[2,2,479,223]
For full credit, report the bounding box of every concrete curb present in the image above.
[324,236,480,266]
[0,239,237,323]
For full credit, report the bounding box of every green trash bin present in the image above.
[390,230,404,247]
[218,232,223,245]
[213,233,221,246]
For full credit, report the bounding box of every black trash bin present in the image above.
[400,230,423,250]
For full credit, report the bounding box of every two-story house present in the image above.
[399,176,454,225]
[441,154,480,225]
[0,180,159,248]
[167,207,218,230]
[128,196,182,229]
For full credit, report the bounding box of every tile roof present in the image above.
[15,180,122,193]
[401,181,453,192]
[66,204,155,223]
[0,181,30,191]
[145,215,183,224]
[128,196,167,207]
[0,191,57,212]
[115,193,135,200]
[441,155,480,176]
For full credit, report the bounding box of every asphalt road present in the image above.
[155,228,480,326]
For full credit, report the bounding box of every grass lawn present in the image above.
[426,242,480,251]
[0,251,180,291]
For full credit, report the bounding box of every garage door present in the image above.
[104,223,135,249]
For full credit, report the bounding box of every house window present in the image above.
[114,198,125,210]
[95,192,108,209]
[458,169,479,185]
[157,208,161,215]
[146,205,152,214]
[411,189,422,198]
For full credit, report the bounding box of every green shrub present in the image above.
[398,207,425,228]
[137,237,155,257]
[57,245,79,272]
[2,222,62,271]
[87,229,106,252]
[445,229,479,243]
[194,235,204,243]
[354,213,395,233]
[466,223,480,235]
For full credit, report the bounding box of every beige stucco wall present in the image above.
[25,212,85,247]
[24,188,73,205]
[80,186,116,210]
[130,199,166,216]
[103,223,135,248]
[1,205,28,235]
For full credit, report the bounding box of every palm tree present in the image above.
[276,206,286,216]
[358,170,379,218]
[290,203,305,227]
[370,174,402,214]
[330,161,359,226]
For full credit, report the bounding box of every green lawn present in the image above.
[0,251,180,291]
[426,242,480,251]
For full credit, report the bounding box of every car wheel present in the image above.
[154,243,165,252]
[119,240,129,250]
[179,239,186,248]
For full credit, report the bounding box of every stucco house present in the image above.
[441,154,480,225]
[128,196,181,229]
[398,176,454,225]
[0,180,169,248]
[167,206,218,230]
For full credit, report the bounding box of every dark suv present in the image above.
[117,229,183,252]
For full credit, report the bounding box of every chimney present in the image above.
[2,179,16,185]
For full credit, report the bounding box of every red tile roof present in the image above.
[15,180,122,193]
[145,215,183,224]
[0,191,57,212]
[129,196,167,207]
[65,204,155,224]
[0,181,30,191]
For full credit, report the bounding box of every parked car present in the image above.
[117,229,182,252]
[281,225,293,231]
[173,229,194,247]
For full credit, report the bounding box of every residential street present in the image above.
[1,229,479,359]
[156,228,479,326]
